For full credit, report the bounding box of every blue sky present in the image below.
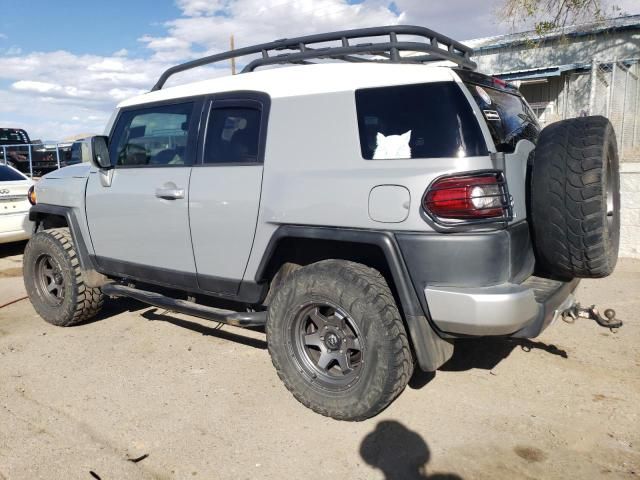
[0,0,178,57]
[0,0,637,140]
[0,0,385,58]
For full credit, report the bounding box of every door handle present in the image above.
[155,185,185,200]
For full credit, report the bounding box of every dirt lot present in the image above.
[0,241,639,480]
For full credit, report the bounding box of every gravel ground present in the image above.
[0,241,639,480]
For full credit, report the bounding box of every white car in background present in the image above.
[0,164,34,244]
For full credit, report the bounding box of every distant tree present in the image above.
[499,0,623,34]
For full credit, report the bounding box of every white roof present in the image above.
[118,63,456,108]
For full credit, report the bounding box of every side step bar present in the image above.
[101,284,267,328]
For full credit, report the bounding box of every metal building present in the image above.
[466,14,640,162]
[465,15,640,258]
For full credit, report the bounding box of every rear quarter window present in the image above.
[355,82,488,160]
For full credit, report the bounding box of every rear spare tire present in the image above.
[530,115,620,278]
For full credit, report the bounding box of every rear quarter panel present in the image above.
[244,88,499,279]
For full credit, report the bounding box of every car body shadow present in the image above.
[360,420,462,479]
[443,337,568,371]
[141,307,267,350]
[76,296,147,325]
[0,240,27,259]
[409,337,568,389]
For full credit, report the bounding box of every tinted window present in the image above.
[0,165,26,181]
[203,107,261,164]
[464,83,540,152]
[111,102,193,166]
[355,82,488,160]
[70,142,82,163]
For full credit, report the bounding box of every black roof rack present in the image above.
[151,25,476,91]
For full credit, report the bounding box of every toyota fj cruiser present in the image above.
[23,26,621,421]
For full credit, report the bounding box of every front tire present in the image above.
[24,228,104,326]
[267,260,413,421]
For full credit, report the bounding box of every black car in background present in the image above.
[0,128,75,177]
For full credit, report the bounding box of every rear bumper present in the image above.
[396,221,536,289]
[396,222,579,338]
[0,212,32,243]
[424,276,579,337]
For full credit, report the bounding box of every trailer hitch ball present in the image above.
[561,303,622,331]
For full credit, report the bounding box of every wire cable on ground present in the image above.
[0,296,28,309]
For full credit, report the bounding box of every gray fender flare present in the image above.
[256,225,454,371]
[28,204,108,288]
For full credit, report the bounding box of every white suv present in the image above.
[23,26,620,420]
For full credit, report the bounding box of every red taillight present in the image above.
[492,77,508,88]
[423,173,507,220]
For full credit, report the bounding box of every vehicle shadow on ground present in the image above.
[0,240,27,259]
[409,337,568,389]
[140,307,267,350]
[360,420,462,479]
[79,297,148,325]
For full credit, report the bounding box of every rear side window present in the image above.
[464,83,540,152]
[203,107,261,164]
[110,102,194,166]
[0,165,26,181]
[355,82,488,160]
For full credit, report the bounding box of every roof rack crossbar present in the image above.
[240,41,474,74]
[151,25,476,91]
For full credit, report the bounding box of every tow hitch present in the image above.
[561,303,623,330]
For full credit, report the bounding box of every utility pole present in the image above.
[230,35,236,75]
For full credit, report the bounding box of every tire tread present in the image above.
[531,116,619,278]
[24,227,103,326]
[267,259,413,421]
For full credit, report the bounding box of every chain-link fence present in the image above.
[589,59,640,162]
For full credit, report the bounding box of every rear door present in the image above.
[457,72,540,152]
[85,99,202,288]
[189,93,268,295]
[458,71,541,224]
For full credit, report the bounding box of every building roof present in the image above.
[493,63,593,81]
[118,63,456,108]
[464,14,640,51]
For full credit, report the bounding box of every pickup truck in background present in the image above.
[0,128,75,177]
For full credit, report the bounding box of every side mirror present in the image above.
[88,136,112,169]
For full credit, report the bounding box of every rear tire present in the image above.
[267,259,413,421]
[530,116,620,278]
[24,228,104,326]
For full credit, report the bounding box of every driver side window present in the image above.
[111,102,194,166]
